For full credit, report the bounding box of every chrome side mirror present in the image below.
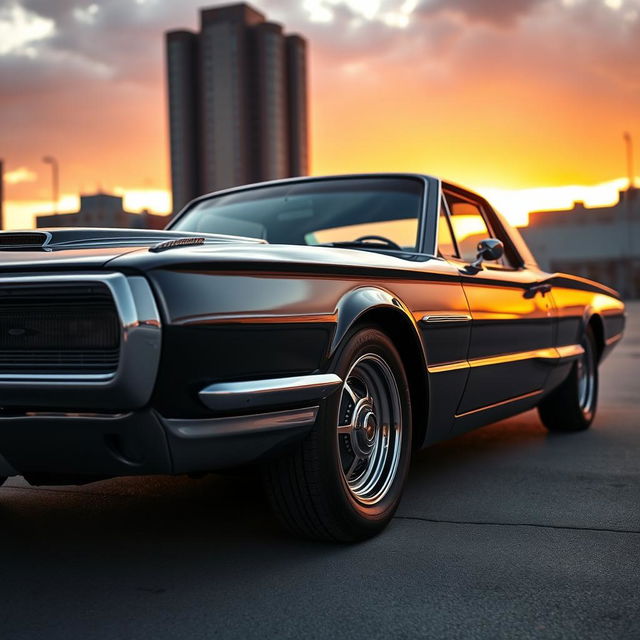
[471,238,504,269]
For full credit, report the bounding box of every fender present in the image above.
[329,286,432,449]
[548,273,625,360]
[330,286,428,365]
[582,303,625,361]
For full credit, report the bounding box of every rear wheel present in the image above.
[264,327,412,542]
[538,326,598,432]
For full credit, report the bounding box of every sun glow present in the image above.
[3,177,636,232]
[113,188,172,214]
[477,178,635,227]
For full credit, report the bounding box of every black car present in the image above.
[0,174,625,541]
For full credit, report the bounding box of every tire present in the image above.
[538,326,599,432]
[264,327,412,542]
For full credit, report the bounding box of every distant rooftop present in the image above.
[36,192,167,230]
[528,187,639,228]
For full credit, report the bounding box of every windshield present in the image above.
[171,177,424,251]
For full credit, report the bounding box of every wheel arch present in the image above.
[586,311,606,362]
[330,287,430,450]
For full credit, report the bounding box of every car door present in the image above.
[440,186,555,424]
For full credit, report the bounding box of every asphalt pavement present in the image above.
[1,304,639,640]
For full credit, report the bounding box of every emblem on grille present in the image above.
[8,327,37,337]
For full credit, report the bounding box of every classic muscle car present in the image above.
[0,174,625,541]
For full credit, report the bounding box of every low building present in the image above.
[520,188,640,298]
[36,193,168,231]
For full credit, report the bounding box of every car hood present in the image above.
[0,227,450,281]
[0,228,264,272]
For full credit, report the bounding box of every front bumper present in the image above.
[0,270,342,479]
[0,406,320,478]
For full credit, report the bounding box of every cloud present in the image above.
[0,1,54,55]
[416,0,549,27]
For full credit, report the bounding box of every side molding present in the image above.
[420,314,472,324]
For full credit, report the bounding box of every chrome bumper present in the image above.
[0,373,343,477]
[198,374,342,412]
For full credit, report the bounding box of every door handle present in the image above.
[525,283,551,298]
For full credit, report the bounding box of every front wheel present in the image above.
[264,327,412,542]
[538,326,599,432]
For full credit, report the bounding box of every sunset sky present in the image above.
[1,0,639,230]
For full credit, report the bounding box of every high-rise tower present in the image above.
[166,3,309,212]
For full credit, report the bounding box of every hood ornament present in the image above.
[149,237,206,253]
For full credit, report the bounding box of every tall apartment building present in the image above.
[166,3,309,212]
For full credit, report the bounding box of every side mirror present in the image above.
[471,238,504,269]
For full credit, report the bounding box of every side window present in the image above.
[437,197,457,259]
[444,192,491,263]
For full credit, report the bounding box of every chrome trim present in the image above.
[0,411,132,422]
[0,273,162,410]
[421,314,472,324]
[605,332,623,347]
[0,372,115,382]
[427,360,469,374]
[149,237,206,252]
[20,411,129,419]
[428,343,584,374]
[165,407,319,439]
[470,348,558,368]
[554,344,585,362]
[174,311,337,326]
[455,389,543,419]
[433,185,448,259]
[418,175,437,256]
[199,373,343,412]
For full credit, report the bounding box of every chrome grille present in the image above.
[0,283,120,375]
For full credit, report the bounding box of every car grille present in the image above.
[0,282,120,376]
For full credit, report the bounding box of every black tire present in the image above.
[0,477,6,488]
[264,327,412,542]
[538,326,599,432]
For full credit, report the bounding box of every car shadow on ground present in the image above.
[0,410,549,558]
[0,404,633,638]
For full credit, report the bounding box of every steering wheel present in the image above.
[354,235,403,251]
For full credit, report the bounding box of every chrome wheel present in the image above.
[337,353,403,506]
[265,327,411,541]
[577,337,595,414]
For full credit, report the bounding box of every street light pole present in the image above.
[42,155,59,214]
[623,132,635,189]
[622,133,636,298]
[0,159,4,230]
